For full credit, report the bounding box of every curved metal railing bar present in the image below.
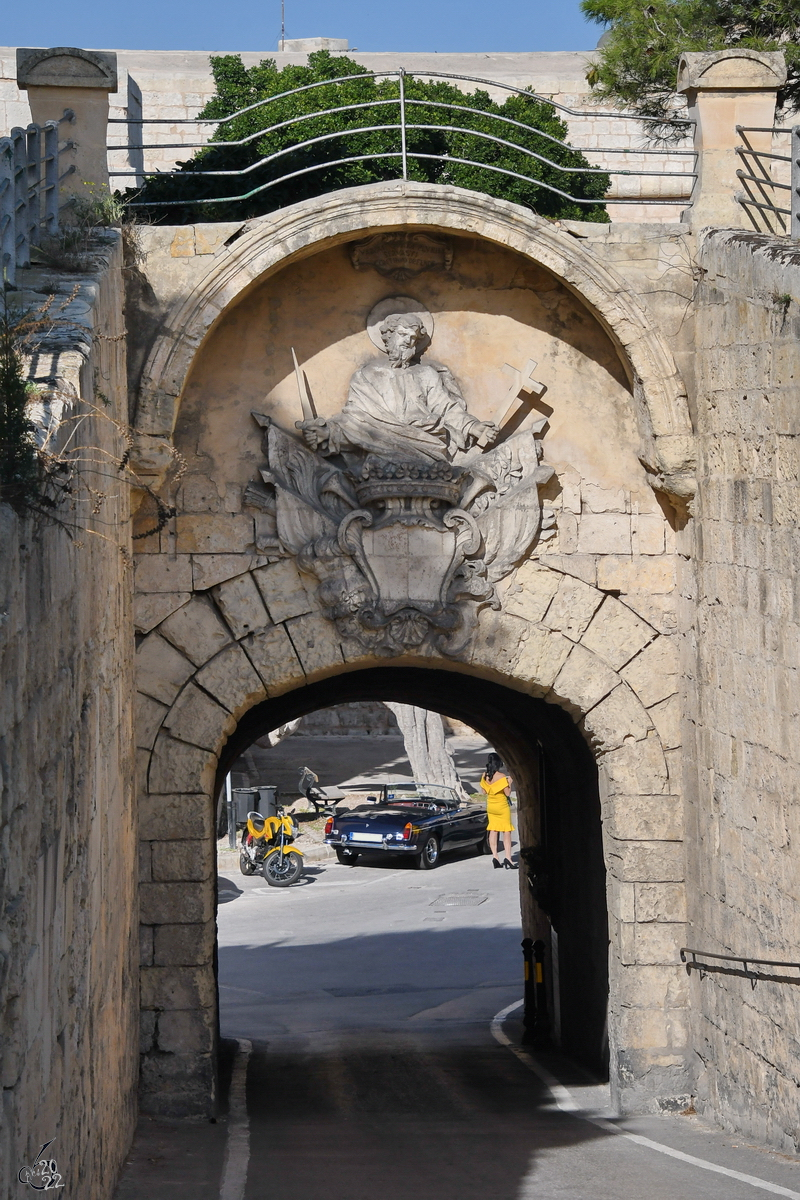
[124,147,685,209]
[114,95,697,159]
[112,68,696,209]
[116,120,696,184]
[107,67,695,128]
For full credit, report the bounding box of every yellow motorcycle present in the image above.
[240,808,304,887]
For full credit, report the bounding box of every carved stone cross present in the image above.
[496,358,546,428]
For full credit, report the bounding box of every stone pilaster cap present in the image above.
[677,49,786,94]
[17,47,118,91]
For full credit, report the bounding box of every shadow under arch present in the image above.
[216,665,609,1078]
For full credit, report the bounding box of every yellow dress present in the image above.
[480,774,513,832]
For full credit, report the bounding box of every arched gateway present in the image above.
[132,182,693,1119]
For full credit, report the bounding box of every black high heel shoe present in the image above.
[503,859,518,870]
[492,858,503,869]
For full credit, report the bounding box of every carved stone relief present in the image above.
[248,298,555,656]
[349,233,453,281]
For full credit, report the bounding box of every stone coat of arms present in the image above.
[250,297,555,656]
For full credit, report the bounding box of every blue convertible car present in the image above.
[323,782,489,869]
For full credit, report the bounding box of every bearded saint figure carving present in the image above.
[249,298,555,657]
[297,313,499,464]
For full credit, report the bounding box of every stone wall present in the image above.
[0,236,137,1199]
[686,230,800,1151]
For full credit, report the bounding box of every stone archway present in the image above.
[137,564,684,1117]
[131,181,694,506]
[133,183,691,1119]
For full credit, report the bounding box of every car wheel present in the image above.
[239,849,258,875]
[415,834,440,870]
[262,849,303,887]
[335,848,359,866]
[477,832,492,856]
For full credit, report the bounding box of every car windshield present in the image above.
[385,783,458,804]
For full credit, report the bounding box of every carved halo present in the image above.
[366,295,434,351]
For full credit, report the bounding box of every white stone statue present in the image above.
[297,313,499,464]
[249,300,555,657]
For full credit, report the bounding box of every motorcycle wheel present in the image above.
[239,850,258,876]
[335,848,359,866]
[263,849,303,887]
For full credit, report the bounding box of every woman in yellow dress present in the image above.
[480,753,517,869]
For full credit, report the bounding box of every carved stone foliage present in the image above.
[247,304,555,657]
[349,233,453,281]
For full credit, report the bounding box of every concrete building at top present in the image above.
[1,39,800,1200]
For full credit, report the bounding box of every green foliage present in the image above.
[583,0,800,133]
[127,51,609,222]
[0,296,40,513]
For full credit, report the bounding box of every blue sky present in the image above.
[3,0,601,54]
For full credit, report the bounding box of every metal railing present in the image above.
[680,947,800,989]
[1,113,72,285]
[106,70,696,211]
[735,125,800,237]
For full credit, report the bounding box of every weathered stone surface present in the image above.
[284,612,344,676]
[648,693,681,750]
[153,920,216,967]
[159,595,232,666]
[597,555,677,594]
[577,513,631,554]
[135,554,193,593]
[601,734,670,796]
[243,624,305,694]
[140,964,216,1008]
[635,882,687,923]
[605,838,684,883]
[515,625,573,693]
[139,881,215,926]
[192,553,255,591]
[151,839,214,882]
[212,571,271,638]
[162,681,233,751]
[505,561,561,623]
[621,636,679,708]
[253,558,315,624]
[136,692,168,750]
[134,591,192,634]
[148,734,216,795]
[175,513,254,554]
[156,1008,216,1053]
[550,643,619,716]
[139,794,214,841]
[581,685,653,751]
[580,595,655,669]
[605,794,684,841]
[542,574,604,641]
[194,643,266,715]
[136,634,195,705]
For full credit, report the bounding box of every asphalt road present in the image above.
[115,842,800,1199]
[213,844,800,1200]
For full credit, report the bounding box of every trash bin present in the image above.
[231,785,278,824]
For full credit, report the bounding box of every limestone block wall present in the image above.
[0,236,137,1200]
[686,230,800,1151]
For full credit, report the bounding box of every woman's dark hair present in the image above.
[485,752,504,778]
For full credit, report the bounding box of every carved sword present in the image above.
[291,347,318,421]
